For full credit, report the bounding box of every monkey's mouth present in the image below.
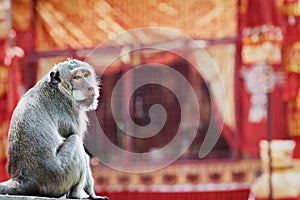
[78,97,95,108]
[85,98,94,104]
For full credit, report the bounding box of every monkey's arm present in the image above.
[55,134,85,170]
[55,134,90,199]
[60,136,107,200]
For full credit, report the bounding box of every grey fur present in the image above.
[0,59,108,200]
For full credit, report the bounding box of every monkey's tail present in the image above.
[0,179,32,195]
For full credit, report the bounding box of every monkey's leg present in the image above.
[1,135,86,197]
[0,179,35,196]
[83,154,109,200]
[83,153,96,197]
[68,177,89,199]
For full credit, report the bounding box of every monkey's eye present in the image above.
[84,72,90,78]
[73,75,82,80]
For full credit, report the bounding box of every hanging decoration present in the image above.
[238,0,288,156]
[241,24,283,124]
[281,0,300,158]
[240,0,284,124]
[283,42,300,137]
[241,24,283,65]
[282,0,300,17]
[0,0,10,39]
[241,63,277,123]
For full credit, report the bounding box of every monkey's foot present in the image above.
[89,195,109,200]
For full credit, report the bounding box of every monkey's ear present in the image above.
[49,70,61,84]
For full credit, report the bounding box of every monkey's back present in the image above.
[7,77,78,187]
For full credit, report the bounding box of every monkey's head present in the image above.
[48,59,100,111]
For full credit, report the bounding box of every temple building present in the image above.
[0,0,300,199]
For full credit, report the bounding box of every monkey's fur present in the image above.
[0,59,108,199]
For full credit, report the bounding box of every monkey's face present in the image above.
[71,69,99,110]
[49,59,100,111]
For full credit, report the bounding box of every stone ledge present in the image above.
[0,195,66,199]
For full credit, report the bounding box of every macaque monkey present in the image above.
[0,59,108,199]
